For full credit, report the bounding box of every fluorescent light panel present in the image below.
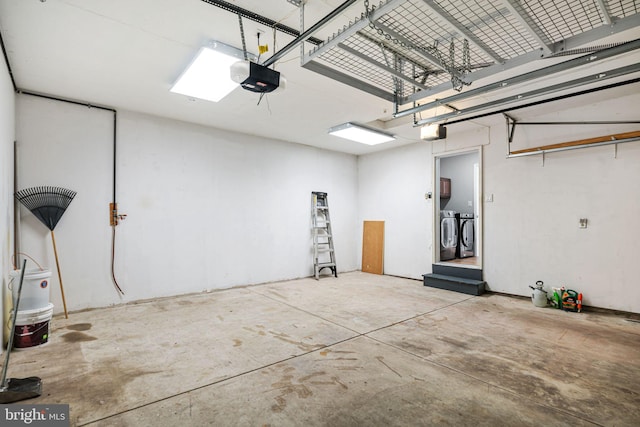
[328,122,395,145]
[170,42,255,103]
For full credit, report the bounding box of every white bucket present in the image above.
[13,303,54,349]
[9,268,52,311]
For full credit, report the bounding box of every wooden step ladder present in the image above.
[312,191,337,280]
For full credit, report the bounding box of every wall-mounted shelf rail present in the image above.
[505,113,640,159]
[508,130,640,158]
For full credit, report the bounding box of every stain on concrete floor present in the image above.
[5,272,639,426]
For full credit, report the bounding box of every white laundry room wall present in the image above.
[439,152,478,214]
[0,54,15,351]
[15,95,358,312]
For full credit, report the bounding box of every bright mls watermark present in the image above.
[1,405,69,426]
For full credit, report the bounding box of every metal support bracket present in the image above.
[504,113,516,158]
[506,115,517,143]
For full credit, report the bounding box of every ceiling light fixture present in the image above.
[328,122,395,145]
[170,41,256,103]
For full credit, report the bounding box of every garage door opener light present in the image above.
[420,124,447,141]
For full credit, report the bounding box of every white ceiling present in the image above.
[1,0,639,155]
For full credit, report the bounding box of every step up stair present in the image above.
[423,265,486,296]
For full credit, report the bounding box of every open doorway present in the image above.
[433,148,482,269]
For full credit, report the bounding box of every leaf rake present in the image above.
[15,186,77,319]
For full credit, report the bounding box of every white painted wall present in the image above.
[13,88,640,314]
[440,152,478,214]
[483,90,640,313]
[357,142,433,279]
[0,56,14,351]
[16,96,358,312]
[16,96,113,316]
[359,90,640,313]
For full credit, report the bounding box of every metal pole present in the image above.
[263,0,358,66]
[200,0,323,45]
[395,38,640,119]
[440,76,640,127]
[416,63,640,126]
[0,259,26,390]
[0,27,17,91]
[13,141,19,269]
[299,0,305,63]
[113,110,117,205]
[507,136,640,158]
[511,121,640,125]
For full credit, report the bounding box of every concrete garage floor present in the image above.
[5,271,640,426]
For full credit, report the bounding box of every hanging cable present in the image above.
[111,227,124,295]
[10,252,44,271]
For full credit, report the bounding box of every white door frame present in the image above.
[432,146,483,269]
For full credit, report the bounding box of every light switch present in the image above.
[579,218,588,228]
[485,194,493,202]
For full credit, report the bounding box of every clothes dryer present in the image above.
[440,210,458,261]
[456,213,475,258]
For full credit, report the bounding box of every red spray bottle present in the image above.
[577,293,583,312]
